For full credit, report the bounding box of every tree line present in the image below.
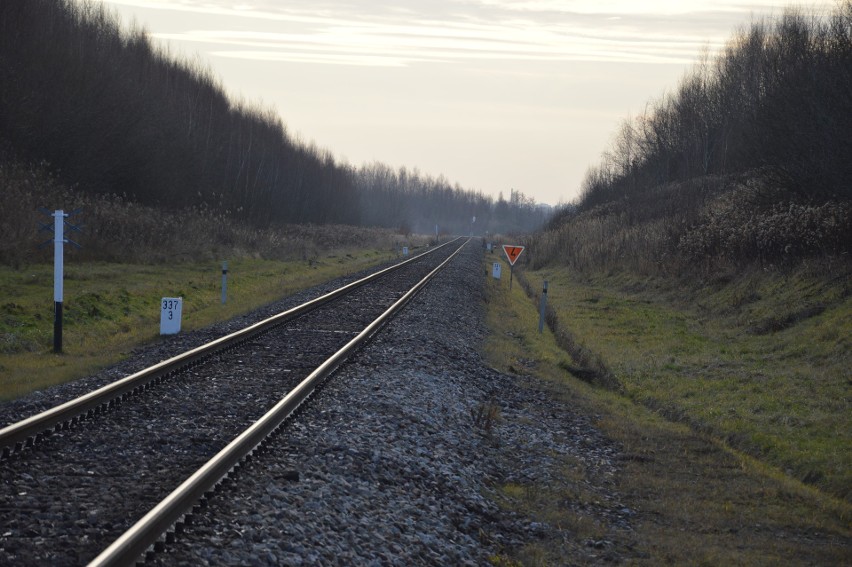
[0,0,547,238]
[355,163,548,235]
[578,3,851,210]
[534,3,851,274]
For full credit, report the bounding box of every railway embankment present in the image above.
[1,243,848,565]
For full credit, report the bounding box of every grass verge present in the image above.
[522,263,851,502]
[0,248,397,401]
[481,256,850,565]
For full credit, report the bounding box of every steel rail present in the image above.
[0,238,462,457]
[87,237,469,567]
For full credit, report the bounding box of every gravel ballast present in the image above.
[2,242,631,565]
[151,242,629,565]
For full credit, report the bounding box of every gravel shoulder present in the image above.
[147,242,629,565]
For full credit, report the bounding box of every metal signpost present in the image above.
[39,208,82,353]
[501,245,525,290]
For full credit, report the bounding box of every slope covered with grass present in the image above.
[515,264,850,501]
[482,255,850,564]
[515,3,851,505]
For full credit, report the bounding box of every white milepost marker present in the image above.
[160,297,183,335]
[53,210,65,353]
[492,262,502,279]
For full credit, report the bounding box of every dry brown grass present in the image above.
[527,172,851,278]
[0,159,411,267]
[0,158,432,399]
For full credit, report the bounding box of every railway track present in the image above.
[0,237,468,566]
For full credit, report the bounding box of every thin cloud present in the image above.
[102,0,837,70]
[104,0,748,67]
[470,0,828,15]
[210,50,416,67]
[151,22,706,67]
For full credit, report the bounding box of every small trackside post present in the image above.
[38,208,82,354]
[538,280,548,333]
[221,261,228,304]
[53,210,65,353]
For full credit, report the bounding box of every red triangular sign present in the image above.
[502,245,525,266]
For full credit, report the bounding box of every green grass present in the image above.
[0,249,395,400]
[524,265,851,501]
[481,256,850,565]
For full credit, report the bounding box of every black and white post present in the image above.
[40,207,82,354]
[53,210,66,353]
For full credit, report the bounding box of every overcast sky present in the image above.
[92,0,832,205]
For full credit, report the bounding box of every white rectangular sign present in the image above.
[402,246,409,256]
[160,297,183,335]
[492,262,502,279]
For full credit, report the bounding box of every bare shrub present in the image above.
[528,167,851,278]
[678,176,852,269]
[0,159,401,266]
[470,400,501,434]
[539,3,852,278]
